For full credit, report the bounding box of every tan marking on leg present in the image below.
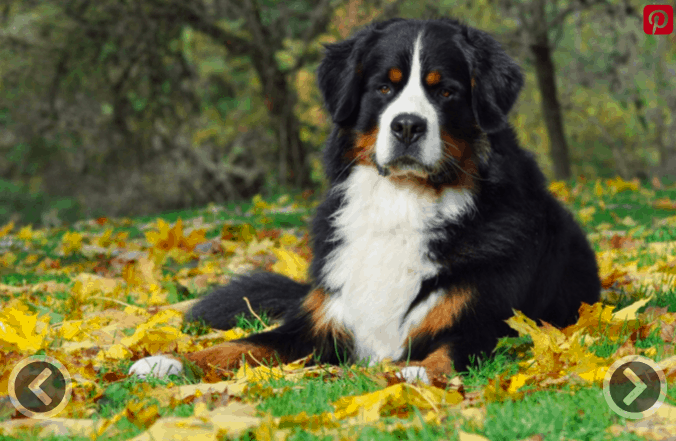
[186,342,279,371]
[302,287,329,336]
[406,288,473,341]
[396,344,454,379]
[302,287,349,341]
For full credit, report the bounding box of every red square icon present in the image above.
[644,5,673,35]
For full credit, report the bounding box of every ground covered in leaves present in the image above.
[1,179,676,440]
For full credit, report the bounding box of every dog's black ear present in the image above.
[457,26,524,133]
[317,19,403,124]
[317,32,369,124]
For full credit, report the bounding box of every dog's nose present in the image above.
[390,114,427,146]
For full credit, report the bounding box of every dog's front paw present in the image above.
[396,366,430,385]
[128,355,183,379]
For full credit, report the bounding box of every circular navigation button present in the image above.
[8,355,72,419]
[603,355,666,419]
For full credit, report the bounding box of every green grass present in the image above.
[254,368,381,417]
[481,386,644,441]
[463,348,522,390]
[233,310,274,332]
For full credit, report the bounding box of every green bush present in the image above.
[0,178,83,227]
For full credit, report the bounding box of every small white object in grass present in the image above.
[128,355,183,379]
[397,366,430,385]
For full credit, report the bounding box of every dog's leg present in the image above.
[128,321,312,379]
[395,344,454,385]
[185,340,285,371]
[129,287,351,379]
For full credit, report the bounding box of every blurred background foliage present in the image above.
[0,0,674,226]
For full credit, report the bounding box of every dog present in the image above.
[129,18,600,384]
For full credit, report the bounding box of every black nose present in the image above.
[390,114,427,146]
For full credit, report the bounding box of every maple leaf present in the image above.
[653,197,676,210]
[145,219,174,250]
[611,294,653,321]
[71,273,121,302]
[332,383,463,422]
[503,309,608,394]
[0,252,17,267]
[17,225,35,241]
[122,257,168,305]
[146,218,205,253]
[577,206,596,224]
[548,181,570,201]
[119,309,189,354]
[60,231,84,256]
[0,300,49,353]
[271,247,309,282]
[596,250,631,289]
[126,400,161,429]
[564,302,615,336]
[96,228,115,248]
[279,233,299,247]
[605,176,640,194]
[252,194,272,213]
[0,221,14,238]
[239,223,256,243]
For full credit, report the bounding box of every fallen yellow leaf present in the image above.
[0,300,49,352]
[332,382,463,422]
[271,247,309,282]
[612,295,653,321]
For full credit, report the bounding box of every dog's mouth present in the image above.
[374,155,433,178]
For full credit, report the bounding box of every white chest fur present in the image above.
[321,166,475,363]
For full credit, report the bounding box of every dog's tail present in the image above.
[184,272,312,330]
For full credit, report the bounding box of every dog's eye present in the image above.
[378,85,391,95]
[439,88,454,98]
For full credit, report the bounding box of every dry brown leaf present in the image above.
[652,176,663,189]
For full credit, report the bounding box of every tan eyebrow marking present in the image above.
[425,70,441,86]
[388,67,403,83]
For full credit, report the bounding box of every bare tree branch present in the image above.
[290,0,337,72]
[548,2,579,29]
[151,0,256,56]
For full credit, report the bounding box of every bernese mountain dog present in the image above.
[129,18,601,384]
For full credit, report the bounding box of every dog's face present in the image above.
[317,19,524,185]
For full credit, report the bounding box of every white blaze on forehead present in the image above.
[375,31,442,167]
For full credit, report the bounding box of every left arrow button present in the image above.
[28,368,53,405]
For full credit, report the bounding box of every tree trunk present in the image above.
[243,0,312,190]
[530,42,572,180]
[153,0,316,191]
[257,65,311,189]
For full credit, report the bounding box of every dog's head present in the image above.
[317,19,523,184]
